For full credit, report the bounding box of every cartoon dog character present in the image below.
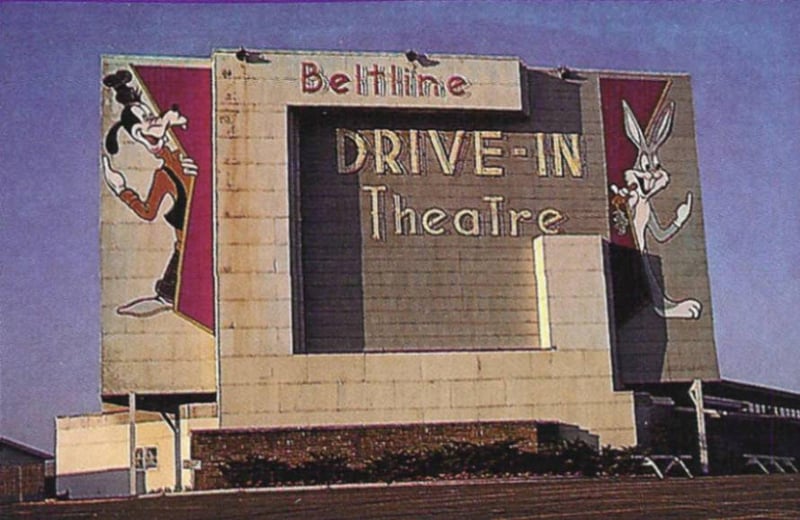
[610,100,702,320]
[102,69,198,317]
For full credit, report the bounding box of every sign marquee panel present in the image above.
[294,105,607,353]
[285,53,523,110]
[340,129,587,241]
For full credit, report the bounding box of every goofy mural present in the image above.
[101,68,214,331]
[102,70,197,317]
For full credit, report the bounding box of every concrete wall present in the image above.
[212,50,636,447]
[56,412,130,497]
[56,469,130,500]
[56,413,131,475]
[218,349,635,445]
[93,50,720,460]
[56,405,219,496]
[134,419,177,492]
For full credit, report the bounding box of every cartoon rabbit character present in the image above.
[610,100,702,320]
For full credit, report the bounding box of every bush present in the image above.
[221,453,366,487]
[221,456,292,487]
[219,440,646,488]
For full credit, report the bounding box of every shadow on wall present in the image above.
[608,244,668,387]
[520,69,583,134]
[295,113,366,354]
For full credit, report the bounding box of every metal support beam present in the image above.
[744,454,799,474]
[770,458,787,474]
[634,455,694,479]
[689,379,709,475]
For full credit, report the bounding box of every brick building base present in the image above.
[192,421,539,490]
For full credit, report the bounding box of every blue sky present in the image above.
[1,0,798,451]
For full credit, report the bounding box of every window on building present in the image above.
[135,447,158,470]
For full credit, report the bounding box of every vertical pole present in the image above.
[17,465,24,503]
[174,405,182,492]
[160,407,183,492]
[689,379,709,475]
[129,392,137,495]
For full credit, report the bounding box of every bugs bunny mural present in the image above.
[610,100,702,320]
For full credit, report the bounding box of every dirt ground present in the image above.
[4,474,799,519]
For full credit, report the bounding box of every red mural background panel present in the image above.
[135,65,214,331]
[599,78,670,249]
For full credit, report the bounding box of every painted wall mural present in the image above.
[101,65,214,332]
[601,79,701,320]
[610,99,701,320]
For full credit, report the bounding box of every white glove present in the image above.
[180,154,198,176]
[675,192,693,228]
[102,155,127,196]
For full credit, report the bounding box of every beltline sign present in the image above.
[301,61,471,98]
[293,54,523,111]
[337,129,587,241]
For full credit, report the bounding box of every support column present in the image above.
[174,406,182,491]
[128,392,137,496]
[689,379,709,475]
[160,407,182,492]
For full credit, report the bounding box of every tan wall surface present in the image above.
[210,51,721,448]
[100,56,216,396]
[219,98,636,438]
[213,50,640,446]
[218,349,635,446]
[56,414,130,474]
[535,235,614,351]
[57,407,219,492]
[134,420,175,492]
